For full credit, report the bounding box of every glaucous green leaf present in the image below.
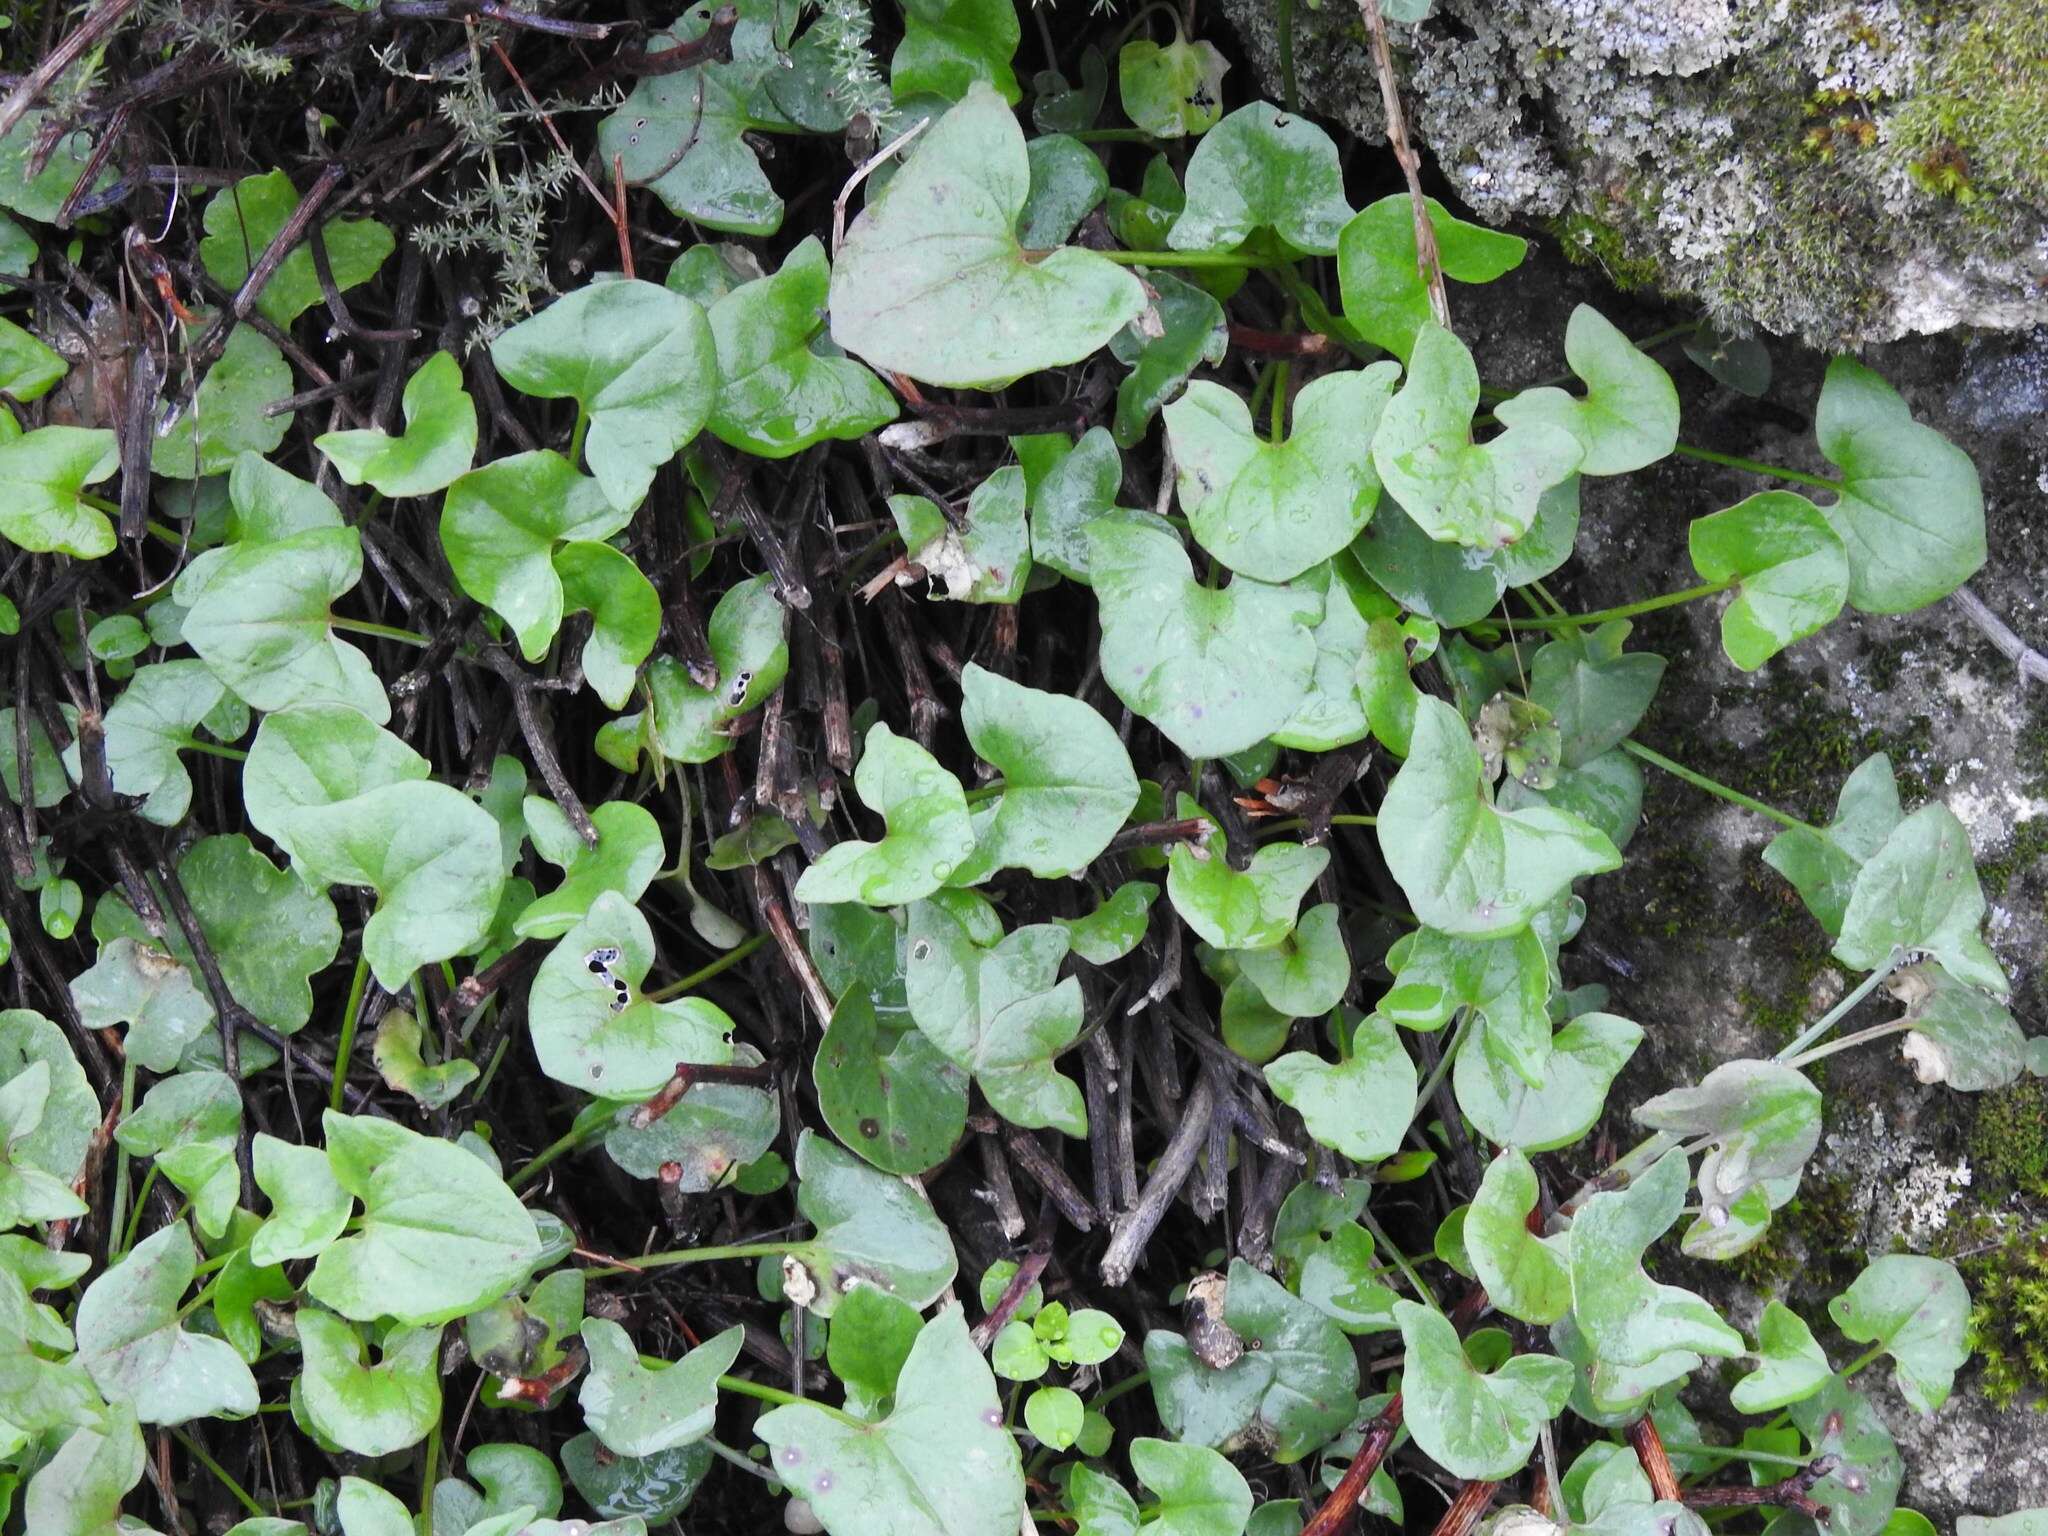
[198,169,393,328]
[1497,747,1644,854]
[562,1433,709,1526]
[579,1320,744,1456]
[251,1134,351,1265]
[831,85,1144,389]
[785,1130,958,1317]
[1786,1379,1903,1536]
[905,900,1086,1136]
[1236,903,1348,1017]
[0,1061,88,1229]
[1729,1300,1831,1414]
[1167,366,1399,582]
[0,424,119,557]
[1146,1260,1358,1462]
[1168,820,1327,951]
[828,1284,924,1403]
[1493,306,1680,476]
[607,1044,777,1185]
[1379,697,1620,937]
[1118,37,1228,138]
[757,1306,1023,1536]
[1090,511,1323,758]
[1634,1060,1821,1223]
[76,1223,260,1424]
[1130,1438,1253,1536]
[1382,919,1555,1085]
[518,799,665,940]
[816,988,968,1176]
[1023,426,1122,580]
[1762,752,1902,937]
[373,1007,478,1110]
[1827,1255,1969,1414]
[1466,1148,1572,1325]
[307,1110,543,1326]
[1019,134,1109,247]
[598,572,787,770]
[1815,356,1984,615]
[0,1012,95,1196]
[1336,195,1527,362]
[1059,881,1159,964]
[95,660,226,825]
[298,1309,440,1456]
[114,1071,241,1240]
[1349,495,1506,628]
[1168,101,1352,255]
[705,236,895,456]
[1568,1150,1744,1368]
[441,450,629,659]
[893,0,1021,101]
[794,724,976,906]
[1892,960,2025,1091]
[1396,1299,1572,1481]
[598,3,790,235]
[0,315,64,401]
[1833,803,2006,995]
[529,892,734,1098]
[1373,323,1582,549]
[21,1407,145,1536]
[1527,620,1665,769]
[70,936,215,1074]
[492,278,715,512]
[1687,491,1849,670]
[1110,270,1228,449]
[889,469,1031,603]
[0,702,77,808]
[175,523,388,720]
[1265,1013,1416,1164]
[316,350,476,497]
[1456,1010,1641,1153]
[154,325,294,478]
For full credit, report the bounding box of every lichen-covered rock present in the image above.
[1219,0,2048,344]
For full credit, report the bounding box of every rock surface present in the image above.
[1447,239,2047,1519]
[1219,0,2048,345]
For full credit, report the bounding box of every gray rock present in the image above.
[1219,0,2048,345]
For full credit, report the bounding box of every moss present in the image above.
[1548,214,1664,292]
[1884,0,2048,208]
[1971,1079,2048,1195]
[1957,1221,2048,1409]
[1978,821,2048,901]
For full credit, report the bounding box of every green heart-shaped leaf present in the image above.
[890,469,1032,603]
[1688,490,1849,670]
[307,1110,543,1326]
[607,1044,778,1185]
[794,724,976,906]
[1130,1438,1253,1536]
[905,900,1087,1136]
[951,662,1139,881]
[0,1061,89,1229]
[113,1071,242,1240]
[1828,1255,1970,1414]
[893,0,1022,101]
[1729,1300,1831,1414]
[1379,697,1620,937]
[491,279,716,512]
[1110,270,1228,448]
[1833,802,2005,995]
[1337,195,1527,362]
[598,573,788,770]
[373,1007,479,1110]
[1090,512,1323,758]
[0,425,118,557]
[1395,1299,1572,1481]
[297,1309,440,1457]
[757,1305,1023,1536]
[317,351,477,499]
[1145,1260,1358,1462]
[529,891,734,1098]
[154,325,295,478]
[1466,1148,1572,1325]
[829,84,1146,389]
[1761,752,1902,937]
[1373,323,1582,549]
[1057,881,1158,964]
[1493,305,1680,475]
[0,1010,98,1192]
[70,936,216,1074]
[1455,1010,1641,1153]
[1634,1060,1821,1223]
[96,661,227,825]
[1527,621,1665,769]
[1022,426,1123,581]
[579,1320,744,1456]
[704,236,896,456]
[1236,903,1349,1017]
[1894,959,2026,1092]
[1167,818,1327,951]
[816,988,969,1176]
[441,450,631,659]
[1118,37,1229,138]
[251,1134,351,1265]
[0,315,65,401]
[1168,101,1352,255]
[1383,919,1555,1086]
[76,1223,260,1425]
[1815,356,1984,614]
[1167,366,1399,582]
[21,1407,144,1536]
[785,1130,958,1317]
[517,799,666,940]
[1265,1012,1416,1164]
[199,169,393,328]
[1568,1149,1745,1368]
